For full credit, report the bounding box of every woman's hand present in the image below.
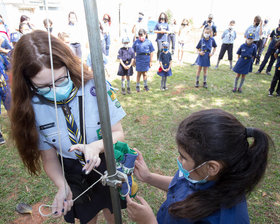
[52,184,73,217]
[133,148,151,183]
[126,195,157,224]
[69,142,102,174]
[209,52,213,57]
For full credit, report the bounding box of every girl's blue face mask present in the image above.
[177,158,208,184]
[163,48,168,52]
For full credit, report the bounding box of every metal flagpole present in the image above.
[82,0,123,223]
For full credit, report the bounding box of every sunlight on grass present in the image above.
[212,98,224,107]
[236,111,249,117]
[185,93,197,102]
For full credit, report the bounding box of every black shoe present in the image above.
[127,87,131,94]
[195,81,199,88]
[255,71,261,74]
[266,72,272,76]
[203,82,208,88]
[268,92,273,97]
[238,88,242,93]
[276,93,280,97]
[232,88,237,92]
[0,133,5,145]
[136,86,140,92]
[144,86,149,91]
[121,88,126,95]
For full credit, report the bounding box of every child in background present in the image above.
[232,33,257,93]
[195,27,217,88]
[132,29,154,92]
[268,40,280,96]
[126,109,271,224]
[117,37,135,95]
[177,19,190,64]
[215,20,236,70]
[157,41,172,90]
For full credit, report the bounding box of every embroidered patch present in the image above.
[39,122,55,130]
[107,89,116,101]
[90,86,96,96]
[115,101,121,108]
[96,128,102,140]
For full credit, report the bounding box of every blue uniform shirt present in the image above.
[157,170,250,224]
[222,29,237,44]
[154,22,169,41]
[196,37,217,52]
[32,79,126,159]
[244,25,261,41]
[269,28,280,49]
[237,43,257,58]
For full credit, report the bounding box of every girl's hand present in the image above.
[52,185,73,217]
[149,61,153,67]
[199,51,205,56]
[69,142,102,174]
[209,53,213,57]
[126,195,157,224]
[133,148,151,183]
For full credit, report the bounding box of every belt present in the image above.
[242,56,251,60]
[137,53,150,56]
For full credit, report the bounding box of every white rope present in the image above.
[38,170,130,217]
[43,0,68,199]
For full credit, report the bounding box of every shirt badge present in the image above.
[90,86,96,96]
[107,89,116,101]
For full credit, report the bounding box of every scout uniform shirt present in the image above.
[157,170,250,224]
[32,79,126,158]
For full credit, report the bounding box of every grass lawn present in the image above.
[0,62,279,223]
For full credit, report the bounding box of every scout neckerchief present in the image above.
[48,86,86,166]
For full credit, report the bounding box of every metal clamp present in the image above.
[101,170,127,188]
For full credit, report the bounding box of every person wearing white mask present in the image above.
[132,12,147,42]
[215,20,236,70]
[195,27,217,89]
[232,33,257,93]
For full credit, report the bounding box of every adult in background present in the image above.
[201,14,217,37]
[168,19,178,55]
[255,19,271,65]
[132,12,147,42]
[20,15,35,30]
[101,14,111,56]
[67,11,82,58]
[244,16,263,64]
[177,19,190,64]
[256,19,280,76]
[154,12,169,60]
[215,20,236,70]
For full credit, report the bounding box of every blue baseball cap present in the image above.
[246,33,255,39]
[10,32,21,43]
[162,41,169,48]
[122,36,130,43]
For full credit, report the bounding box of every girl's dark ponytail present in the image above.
[244,127,270,194]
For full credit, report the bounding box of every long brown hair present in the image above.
[11,30,92,175]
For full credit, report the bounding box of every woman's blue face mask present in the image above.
[35,70,73,102]
[177,158,209,184]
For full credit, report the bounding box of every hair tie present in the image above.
[246,127,254,138]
